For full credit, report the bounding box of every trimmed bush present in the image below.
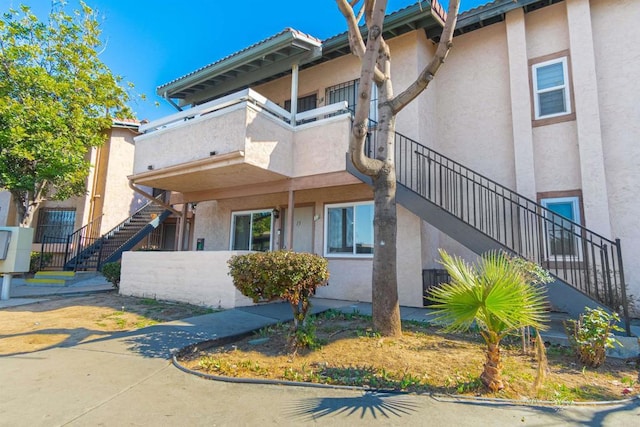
[29,252,52,274]
[101,262,121,290]
[228,251,329,339]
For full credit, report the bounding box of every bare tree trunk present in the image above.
[337,0,460,337]
[371,167,402,335]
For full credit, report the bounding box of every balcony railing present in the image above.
[140,88,350,134]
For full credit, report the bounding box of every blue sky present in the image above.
[2,0,487,121]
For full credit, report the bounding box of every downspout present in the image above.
[163,92,183,112]
[290,63,299,125]
[176,202,188,251]
[127,179,182,216]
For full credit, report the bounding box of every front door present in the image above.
[282,206,314,253]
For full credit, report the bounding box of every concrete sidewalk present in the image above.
[1,297,639,425]
[0,272,113,308]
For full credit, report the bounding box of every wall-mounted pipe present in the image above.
[127,180,181,216]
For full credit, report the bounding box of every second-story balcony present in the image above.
[131,88,353,197]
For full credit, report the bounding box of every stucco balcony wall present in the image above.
[133,106,249,174]
[292,116,352,177]
[134,96,353,181]
[244,107,294,176]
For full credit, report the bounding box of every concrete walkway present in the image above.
[1,294,639,425]
[0,272,113,308]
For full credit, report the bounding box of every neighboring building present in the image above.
[0,119,168,269]
[122,0,639,321]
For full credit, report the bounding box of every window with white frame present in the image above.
[540,196,581,258]
[532,57,571,120]
[324,201,374,257]
[230,210,273,251]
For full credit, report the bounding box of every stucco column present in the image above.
[286,189,294,250]
[566,0,611,236]
[505,7,536,199]
[176,202,187,251]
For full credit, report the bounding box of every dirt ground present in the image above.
[179,310,640,403]
[0,292,213,356]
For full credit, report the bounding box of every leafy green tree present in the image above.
[428,249,548,392]
[0,2,131,227]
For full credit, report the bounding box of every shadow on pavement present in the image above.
[285,392,419,421]
[0,327,112,357]
[430,395,640,425]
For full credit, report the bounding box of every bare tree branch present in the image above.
[336,0,386,82]
[390,0,460,114]
[336,0,366,58]
[349,0,388,177]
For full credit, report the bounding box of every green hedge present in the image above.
[228,251,329,334]
[101,262,121,289]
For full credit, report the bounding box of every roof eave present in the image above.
[159,30,322,100]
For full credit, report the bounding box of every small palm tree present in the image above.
[429,249,549,392]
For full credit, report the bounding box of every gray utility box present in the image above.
[0,227,34,273]
[0,230,10,260]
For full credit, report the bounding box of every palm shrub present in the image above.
[228,251,329,347]
[428,249,549,392]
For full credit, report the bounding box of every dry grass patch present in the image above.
[0,292,214,355]
[179,310,639,403]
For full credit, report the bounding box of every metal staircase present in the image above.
[61,195,171,271]
[347,128,630,333]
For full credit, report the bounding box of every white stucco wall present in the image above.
[133,107,248,174]
[119,251,253,309]
[244,108,293,176]
[591,0,640,298]
[292,117,351,177]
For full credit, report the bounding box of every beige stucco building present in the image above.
[123,0,639,323]
[0,120,157,266]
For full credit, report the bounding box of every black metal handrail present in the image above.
[364,126,629,331]
[63,215,103,269]
[38,215,102,271]
[64,192,169,271]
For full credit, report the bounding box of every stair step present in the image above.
[65,207,171,270]
[34,271,76,279]
[25,277,67,286]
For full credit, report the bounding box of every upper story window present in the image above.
[230,210,274,252]
[35,208,76,243]
[530,53,574,126]
[284,93,318,114]
[324,201,374,257]
[325,79,378,122]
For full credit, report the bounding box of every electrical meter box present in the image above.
[0,230,10,260]
[0,227,34,273]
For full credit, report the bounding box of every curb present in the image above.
[171,332,640,408]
